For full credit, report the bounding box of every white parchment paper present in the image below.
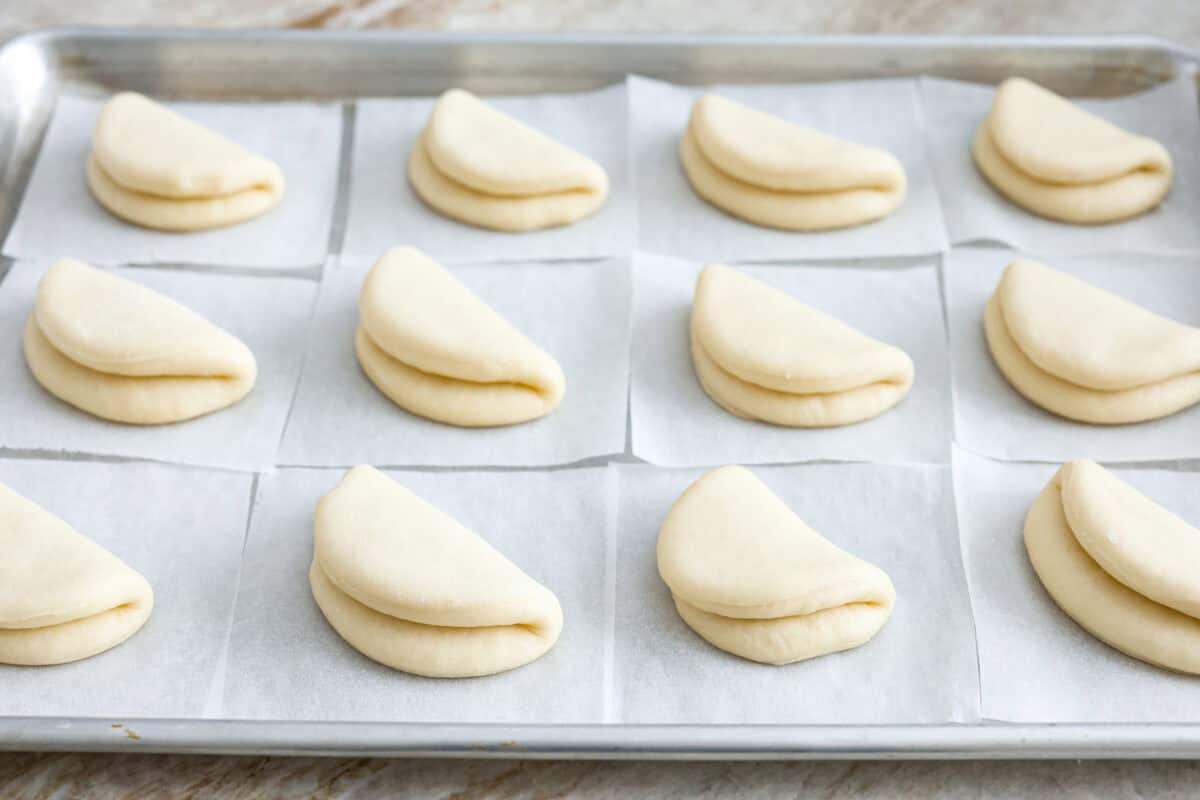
[0,260,317,472]
[222,465,614,723]
[629,75,948,263]
[341,84,634,264]
[945,246,1200,464]
[613,461,979,724]
[920,75,1200,256]
[278,256,631,468]
[953,447,1200,722]
[2,95,343,270]
[0,456,251,719]
[630,252,951,467]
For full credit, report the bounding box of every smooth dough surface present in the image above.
[24,258,257,425]
[658,465,895,665]
[680,93,906,231]
[690,263,913,427]
[408,89,608,232]
[973,77,1172,224]
[984,258,1200,424]
[88,92,284,231]
[1024,461,1200,674]
[310,465,563,677]
[0,482,153,666]
[1062,460,1200,619]
[356,246,565,427]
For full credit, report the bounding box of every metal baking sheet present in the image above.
[1,28,1199,760]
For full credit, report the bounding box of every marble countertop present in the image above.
[2,1,1200,797]
[3,0,1199,45]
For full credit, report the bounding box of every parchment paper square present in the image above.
[222,465,614,723]
[3,95,342,269]
[613,461,979,724]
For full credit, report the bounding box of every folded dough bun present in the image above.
[24,258,257,425]
[658,465,895,665]
[973,77,1172,224]
[87,92,285,231]
[985,258,1200,424]
[1025,460,1200,674]
[356,246,566,427]
[0,482,153,666]
[408,89,609,232]
[680,93,907,231]
[691,264,914,427]
[310,465,564,678]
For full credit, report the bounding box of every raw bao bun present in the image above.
[310,465,563,677]
[88,92,284,231]
[355,246,565,427]
[0,482,153,666]
[408,89,608,232]
[690,263,913,427]
[658,465,895,666]
[984,258,1200,424]
[24,258,257,425]
[680,92,906,231]
[1025,460,1200,674]
[973,77,1172,224]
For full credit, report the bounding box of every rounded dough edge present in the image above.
[689,93,907,194]
[1058,460,1200,620]
[357,247,566,394]
[986,78,1173,185]
[423,89,609,197]
[690,264,915,395]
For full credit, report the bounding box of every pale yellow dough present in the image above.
[407,89,608,232]
[0,482,153,666]
[356,246,565,427]
[973,77,1172,224]
[690,264,913,427]
[984,258,1200,424]
[87,92,284,231]
[679,93,906,231]
[658,465,895,665]
[1024,460,1200,674]
[23,258,257,425]
[310,465,563,678]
